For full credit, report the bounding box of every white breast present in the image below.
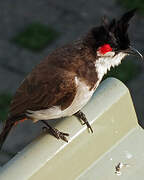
[27,77,95,122]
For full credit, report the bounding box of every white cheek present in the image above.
[104,51,115,57]
[97,51,115,57]
[103,51,115,57]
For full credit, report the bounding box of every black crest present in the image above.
[91,9,136,51]
[109,9,136,50]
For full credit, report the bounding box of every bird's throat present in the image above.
[95,52,126,80]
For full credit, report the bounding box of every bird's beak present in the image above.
[124,46,143,60]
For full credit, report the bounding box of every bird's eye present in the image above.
[98,44,112,55]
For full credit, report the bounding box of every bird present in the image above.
[0,9,143,148]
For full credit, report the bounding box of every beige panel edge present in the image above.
[0,78,138,180]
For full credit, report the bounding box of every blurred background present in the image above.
[0,0,144,165]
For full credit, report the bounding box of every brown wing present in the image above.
[9,65,77,118]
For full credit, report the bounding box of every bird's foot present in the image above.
[74,110,93,133]
[41,120,69,142]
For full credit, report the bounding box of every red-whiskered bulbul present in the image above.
[0,9,143,148]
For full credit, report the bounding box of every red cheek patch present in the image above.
[98,44,112,55]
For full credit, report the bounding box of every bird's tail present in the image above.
[0,119,15,150]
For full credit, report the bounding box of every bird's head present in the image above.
[88,9,143,74]
[86,9,143,79]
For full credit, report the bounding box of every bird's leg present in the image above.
[74,110,93,133]
[41,120,69,142]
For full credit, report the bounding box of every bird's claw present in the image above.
[42,126,69,143]
[75,110,93,133]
